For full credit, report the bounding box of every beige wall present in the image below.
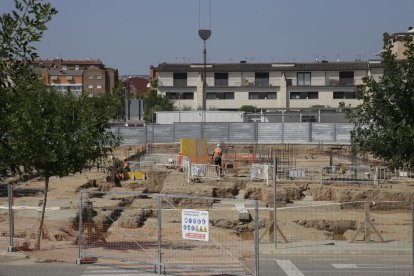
[157,66,374,110]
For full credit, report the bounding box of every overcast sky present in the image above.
[3,0,414,75]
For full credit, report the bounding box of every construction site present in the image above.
[1,140,414,275]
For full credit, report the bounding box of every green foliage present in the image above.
[1,0,57,176]
[340,33,414,169]
[143,79,174,123]
[239,105,257,113]
[110,79,125,120]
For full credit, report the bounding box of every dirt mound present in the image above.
[118,209,152,228]
[295,219,357,240]
[144,171,169,193]
[309,186,414,204]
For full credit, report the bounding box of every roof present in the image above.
[156,61,384,73]
[33,59,103,65]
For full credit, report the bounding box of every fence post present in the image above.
[255,200,259,276]
[364,203,371,242]
[273,156,277,248]
[76,190,84,264]
[157,195,162,274]
[7,183,15,252]
[411,201,414,276]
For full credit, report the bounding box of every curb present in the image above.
[0,251,30,259]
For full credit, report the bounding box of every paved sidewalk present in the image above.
[260,240,411,255]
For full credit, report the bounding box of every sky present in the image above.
[2,0,414,75]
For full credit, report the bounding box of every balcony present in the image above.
[173,79,187,87]
[214,79,228,87]
[326,78,355,86]
[254,79,270,87]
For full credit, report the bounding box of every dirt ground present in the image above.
[1,144,414,263]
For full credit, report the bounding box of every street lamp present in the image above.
[198,29,211,123]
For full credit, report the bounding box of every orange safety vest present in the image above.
[213,147,222,158]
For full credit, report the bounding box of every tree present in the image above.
[143,79,174,123]
[340,33,414,169]
[1,0,57,176]
[9,81,119,249]
[239,105,257,113]
[1,1,120,250]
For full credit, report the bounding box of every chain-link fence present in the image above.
[2,179,414,275]
[0,183,78,261]
[260,201,413,275]
[78,191,260,275]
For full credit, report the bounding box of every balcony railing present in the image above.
[173,79,187,87]
[326,78,355,86]
[254,79,270,87]
[214,79,229,86]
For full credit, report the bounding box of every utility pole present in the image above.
[198,29,211,123]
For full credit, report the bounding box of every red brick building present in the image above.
[33,58,118,96]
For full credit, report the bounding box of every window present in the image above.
[166,92,194,99]
[88,85,93,89]
[206,92,234,99]
[214,73,228,86]
[255,72,269,86]
[286,79,293,87]
[87,74,93,80]
[62,65,67,70]
[301,115,317,122]
[339,71,354,86]
[75,65,80,71]
[333,91,356,99]
[297,72,311,86]
[50,75,58,81]
[248,92,276,99]
[66,75,73,81]
[290,92,318,99]
[96,74,102,79]
[97,85,102,89]
[173,73,187,87]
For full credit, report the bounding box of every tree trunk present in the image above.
[34,177,49,250]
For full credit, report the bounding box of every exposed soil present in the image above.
[2,144,414,262]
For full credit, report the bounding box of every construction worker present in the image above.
[213,144,223,176]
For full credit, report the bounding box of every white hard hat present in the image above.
[217,143,221,147]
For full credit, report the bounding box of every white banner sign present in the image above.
[182,209,209,242]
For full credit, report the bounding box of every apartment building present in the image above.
[152,60,384,112]
[33,58,118,96]
[390,26,414,60]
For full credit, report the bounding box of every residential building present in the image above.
[152,60,384,113]
[390,26,414,60]
[121,75,150,98]
[33,58,118,95]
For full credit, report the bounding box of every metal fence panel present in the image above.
[3,186,78,261]
[336,123,353,143]
[283,123,309,143]
[173,123,202,141]
[261,201,412,274]
[228,123,255,143]
[312,123,335,142]
[79,191,159,270]
[159,195,258,275]
[257,123,283,144]
[112,122,355,145]
[202,123,230,143]
[117,127,143,145]
[0,185,9,249]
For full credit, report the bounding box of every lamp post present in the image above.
[198,29,211,123]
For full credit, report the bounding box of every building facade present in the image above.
[33,58,118,96]
[152,61,384,112]
[390,26,414,60]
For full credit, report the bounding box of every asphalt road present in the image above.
[1,253,412,276]
[260,254,412,276]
